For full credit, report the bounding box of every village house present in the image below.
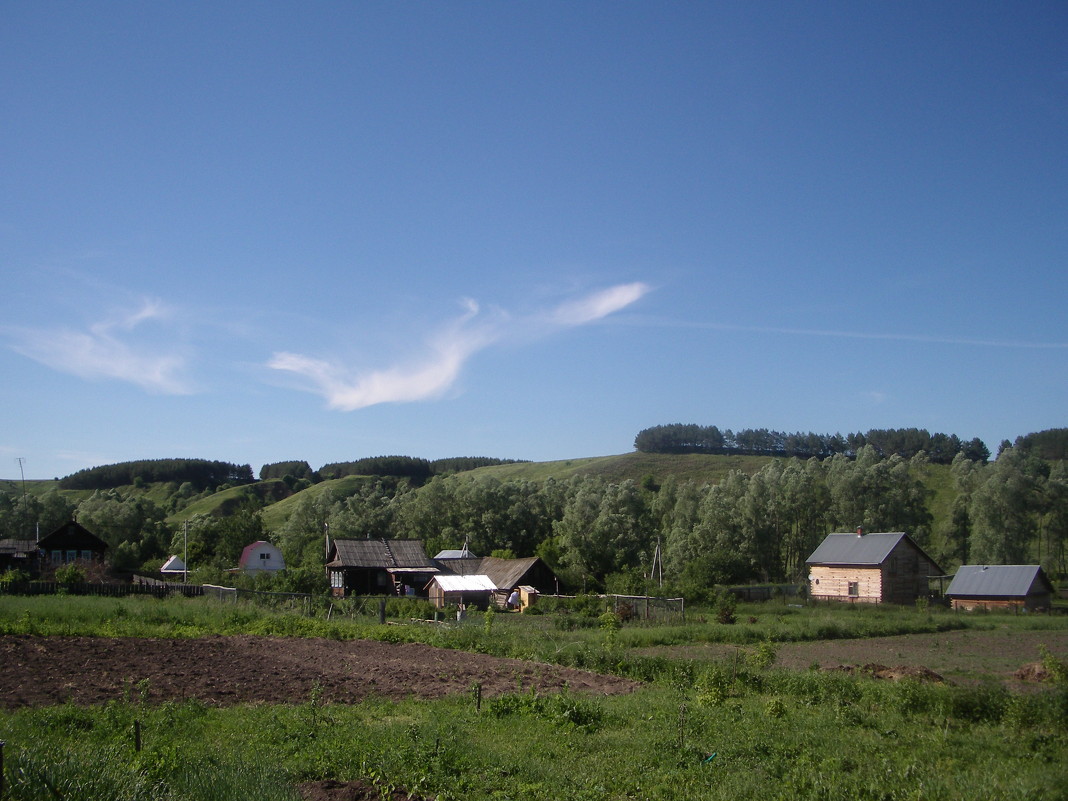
[326,538,438,598]
[806,529,942,604]
[946,564,1054,612]
[38,520,109,567]
[1,521,109,577]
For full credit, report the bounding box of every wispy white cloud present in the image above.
[549,282,652,326]
[269,283,650,411]
[6,299,195,395]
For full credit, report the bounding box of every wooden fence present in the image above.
[0,580,203,598]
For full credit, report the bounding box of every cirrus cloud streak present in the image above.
[5,299,194,395]
[269,282,651,411]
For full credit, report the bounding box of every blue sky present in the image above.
[2,2,1066,480]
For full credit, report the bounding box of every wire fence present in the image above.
[607,593,686,623]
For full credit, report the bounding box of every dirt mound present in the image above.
[0,634,640,709]
[827,663,944,683]
[1014,662,1053,682]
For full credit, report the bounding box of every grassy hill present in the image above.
[166,479,294,524]
[257,474,373,533]
[464,451,775,485]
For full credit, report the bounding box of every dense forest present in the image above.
[58,459,255,491]
[634,424,990,464]
[3,431,1065,597]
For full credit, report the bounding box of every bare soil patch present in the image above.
[0,634,640,710]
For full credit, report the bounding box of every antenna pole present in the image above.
[16,458,29,537]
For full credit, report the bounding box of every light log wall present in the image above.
[809,565,882,603]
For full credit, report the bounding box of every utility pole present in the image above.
[183,521,188,584]
[16,458,29,537]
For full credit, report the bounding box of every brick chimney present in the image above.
[856,526,864,537]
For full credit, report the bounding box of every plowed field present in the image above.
[0,634,639,709]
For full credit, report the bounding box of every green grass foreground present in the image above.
[2,595,1067,800]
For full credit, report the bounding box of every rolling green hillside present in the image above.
[257,475,373,533]
[465,451,775,485]
[166,479,294,524]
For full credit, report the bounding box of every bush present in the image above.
[0,567,30,585]
[55,563,86,585]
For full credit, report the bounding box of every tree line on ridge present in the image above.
[634,424,990,464]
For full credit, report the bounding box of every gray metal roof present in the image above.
[946,565,1053,598]
[434,547,478,560]
[328,539,435,570]
[806,532,909,566]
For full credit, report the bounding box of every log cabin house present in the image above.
[326,538,438,598]
[806,529,942,604]
[946,564,1054,612]
[38,520,109,567]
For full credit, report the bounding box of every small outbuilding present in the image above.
[426,573,497,610]
[806,530,942,605]
[946,564,1054,612]
[236,541,285,574]
[160,555,188,577]
[0,538,38,574]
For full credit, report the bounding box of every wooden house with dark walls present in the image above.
[326,538,438,598]
[38,521,108,568]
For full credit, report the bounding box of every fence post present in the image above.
[378,597,387,625]
[133,720,142,752]
[1,739,6,799]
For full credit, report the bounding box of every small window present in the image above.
[848,581,859,597]
[260,552,270,560]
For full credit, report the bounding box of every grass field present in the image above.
[1,594,1067,800]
